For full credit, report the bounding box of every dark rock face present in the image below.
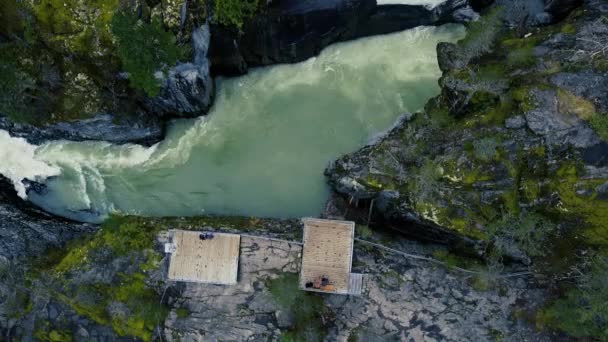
[0,175,95,261]
[209,0,376,75]
[0,114,164,146]
[145,24,215,118]
[209,0,490,75]
[544,0,584,20]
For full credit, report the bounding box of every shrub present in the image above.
[267,273,327,341]
[473,137,498,162]
[487,211,556,258]
[458,7,504,61]
[539,255,608,339]
[214,0,259,29]
[111,11,187,96]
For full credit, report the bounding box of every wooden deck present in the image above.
[300,218,355,294]
[168,231,240,285]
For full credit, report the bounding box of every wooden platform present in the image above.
[300,218,355,294]
[167,231,240,285]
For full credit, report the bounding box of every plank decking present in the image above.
[167,231,240,285]
[300,218,355,294]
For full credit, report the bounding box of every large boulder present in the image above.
[145,24,215,118]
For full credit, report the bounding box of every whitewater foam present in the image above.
[0,130,61,198]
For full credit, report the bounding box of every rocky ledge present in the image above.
[326,0,608,258]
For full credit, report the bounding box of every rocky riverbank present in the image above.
[0,205,553,341]
[326,0,608,338]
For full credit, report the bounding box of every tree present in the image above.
[111,12,186,97]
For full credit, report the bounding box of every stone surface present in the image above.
[161,232,548,341]
[145,24,215,118]
[0,114,164,146]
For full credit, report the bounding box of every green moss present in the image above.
[176,307,190,318]
[521,178,541,202]
[501,37,539,68]
[379,270,404,288]
[426,100,455,128]
[33,0,118,55]
[34,328,73,342]
[550,163,608,247]
[560,23,577,34]
[356,225,373,240]
[461,167,492,186]
[267,273,327,341]
[511,87,536,112]
[556,88,596,120]
[589,112,608,141]
[433,249,482,269]
[476,63,508,81]
[53,215,162,274]
[469,91,500,113]
[55,266,168,341]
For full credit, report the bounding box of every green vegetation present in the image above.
[356,224,373,240]
[111,12,187,96]
[267,273,327,341]
[458,7,504,60]
[176,307,191,318]
[538,255,608,339]
[214,0,260,29]
[52,215,161,274]
[473,137,499,162]
[33,0,118,57]
[34,327,73,342]
[556,88,596,120]
[487,211,557,258]
[32,215,168,341]
[589,112,608,141]
[55,270,168,341]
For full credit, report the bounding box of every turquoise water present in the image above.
[2,25,465,223]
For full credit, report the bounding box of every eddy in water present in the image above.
[1,25,465,223]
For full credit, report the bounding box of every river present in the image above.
[0,25,465,223]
